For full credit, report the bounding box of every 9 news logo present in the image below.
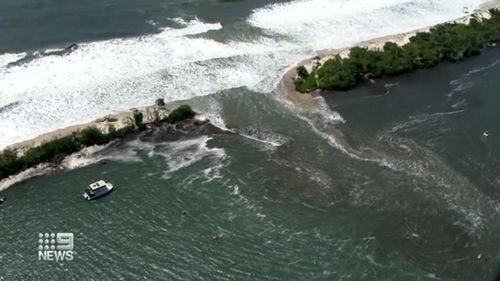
[37,232,74,262]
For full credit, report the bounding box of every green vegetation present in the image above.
[0,126,133,180]
[296,66,309,79]
[295,9,500,92]
[133,110,146,130]
[164,105,196,124]
[0,105,197,180]
[22,135,81,166]
[78,127,111,146]
[0,150,22,179]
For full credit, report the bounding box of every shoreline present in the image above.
[2,0,500,191]
[0,144,109,192]
[4,1,499,151]
[280,0,500,109]
[0,102,206,191]
[0,114,212,192]
[5,103,170,153]
[6,114,129,152]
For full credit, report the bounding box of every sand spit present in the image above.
[280,0,500,109]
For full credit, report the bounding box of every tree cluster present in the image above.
[296,9,500,92]
[0,105,197,180]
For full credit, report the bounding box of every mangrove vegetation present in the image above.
[0,104,197,180]
[295,8,500,92]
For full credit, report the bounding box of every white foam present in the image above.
[0,52,26,67]
[146,20,158,27]
[0,163,54,192]
[0,19,301,148]
[237,128,289,149]
[189,97,230,131]
[44,48,66,53]
[248,0,486,49]
[379,136,493,232]
[0,0,491,148]
[154,136,227,178]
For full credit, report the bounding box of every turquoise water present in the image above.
[1,0,500,280]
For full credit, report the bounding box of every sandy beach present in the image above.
[280,0,500,110]
[5,104,171,153]
[1,0,499,191]
[3,1,499,153]
[0,103,173,191]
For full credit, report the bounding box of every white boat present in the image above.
[83,180,114,201]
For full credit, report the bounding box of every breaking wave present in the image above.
[248,0,486,49]
[153,136,227,178]
[0,0,491,148]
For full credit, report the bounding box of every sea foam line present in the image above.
[0,0,492,148]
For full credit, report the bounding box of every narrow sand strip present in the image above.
[4,1,500,153]
[280,0,500,109]
[5,105,169,153]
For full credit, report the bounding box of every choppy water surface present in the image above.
[1,0,500,280]
[0,0,490,148]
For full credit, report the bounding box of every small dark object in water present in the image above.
[0,197,5,204]
[483,130,490,138]
[96,159,107,165]
[65,43,78,51]
[155,98,166,107]
[212,235,222,241]
[182,210,187,215]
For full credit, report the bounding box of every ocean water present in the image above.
[1,0,500,280]
[0,0,489,148]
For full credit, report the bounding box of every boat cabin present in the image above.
[89,180,108,191]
